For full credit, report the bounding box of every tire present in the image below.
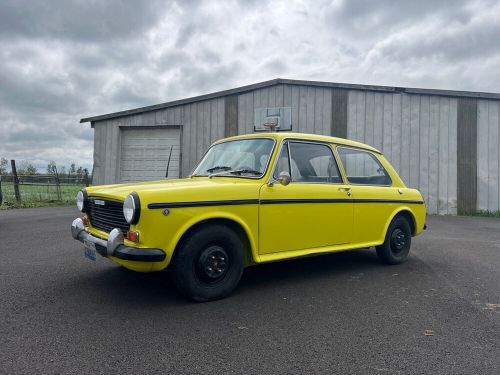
[171,224,244,302]
[376,216,412,265]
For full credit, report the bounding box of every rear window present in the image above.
[337,147,392,186]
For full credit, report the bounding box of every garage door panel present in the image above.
[119,127,181,183]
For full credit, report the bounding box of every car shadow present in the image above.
[237,248,381,293]
[66,248,384,306]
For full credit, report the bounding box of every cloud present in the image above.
[0,0,499,172]
[0,0,167,42]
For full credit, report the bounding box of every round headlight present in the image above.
[123,192,141,224]
[76,190,86,212]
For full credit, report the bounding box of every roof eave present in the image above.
[80,78,500,124]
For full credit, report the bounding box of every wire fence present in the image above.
[0,174,90,206]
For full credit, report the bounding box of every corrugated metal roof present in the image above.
[80,78,500,123]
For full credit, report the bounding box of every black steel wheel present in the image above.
[171,224,244,301]
[376,216,412,265]
[195,245,229,283]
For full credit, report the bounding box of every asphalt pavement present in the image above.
[0,206,499,374]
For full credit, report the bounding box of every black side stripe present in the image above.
[148,199,259,209]
[260,198,348,205]
[147,198,424,209]
[353,199,424,204]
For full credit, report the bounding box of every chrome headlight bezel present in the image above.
[76,190,88,212]
[123,192,141,224]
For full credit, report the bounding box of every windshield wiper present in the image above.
[206,166,232,173]
[229,168,262,175]
[209,168,262,178]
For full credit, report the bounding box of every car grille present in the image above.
[87,198,129,235]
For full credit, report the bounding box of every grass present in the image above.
[462,210,500,218]
[0,183,82,210]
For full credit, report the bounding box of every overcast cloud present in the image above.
[1,0,499,171]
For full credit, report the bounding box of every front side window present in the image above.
[337,147,392,186]
[192,138,274,178]
[274,141,342,183]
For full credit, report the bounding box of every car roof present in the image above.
[219,132,381,154]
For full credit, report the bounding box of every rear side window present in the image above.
[337,147,392,186]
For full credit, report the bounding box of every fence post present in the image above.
[0,174,3,205]
[11,160,21,202]
[84,169,89,187]
[53,165,62,201]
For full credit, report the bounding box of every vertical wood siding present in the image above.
[457,98,478,214]
[224,95,238,137]
[347,90,458,215]
[237,84,334,136]
[477,100,500,212]
[91,83,500,216]
[92,98,225,181]
[331,89,348,138]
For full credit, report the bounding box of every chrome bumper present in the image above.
[71,218,166,262]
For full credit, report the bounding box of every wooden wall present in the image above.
[477,99,500,212]
[457,98,477,214]
[238,84,336,136]
[347,91,458,215]
[92,98,224,184]
[91,83,500,216]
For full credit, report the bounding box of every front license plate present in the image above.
[83,240,97,261]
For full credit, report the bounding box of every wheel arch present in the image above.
[384,208,417,237]
[169,215,258,267]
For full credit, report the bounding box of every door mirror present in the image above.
[277,171,291,186]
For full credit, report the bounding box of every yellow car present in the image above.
[71,132,426,301]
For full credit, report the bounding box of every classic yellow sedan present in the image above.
[71,132,426,301]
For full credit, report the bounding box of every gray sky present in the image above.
[1,0,499,171]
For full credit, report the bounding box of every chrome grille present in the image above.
[87,198,129,235]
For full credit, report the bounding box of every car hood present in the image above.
[85,177,263,204]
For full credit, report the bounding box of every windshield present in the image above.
[192,138,275,178]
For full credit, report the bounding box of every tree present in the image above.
[47,161,56,175]
[69,163,76,175]
[0,158,8,175]
[24,164,37,175]
[18,160,37,175]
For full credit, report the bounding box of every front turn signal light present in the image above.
[82,215,89,226]
[127,230,140,243]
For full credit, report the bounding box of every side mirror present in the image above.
[277,171,291,186]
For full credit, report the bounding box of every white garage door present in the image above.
[119,127,181,183]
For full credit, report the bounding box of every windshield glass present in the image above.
[192,138,275,177]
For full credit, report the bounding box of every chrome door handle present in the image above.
[338,187,352,196]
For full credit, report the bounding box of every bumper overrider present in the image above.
[71,218,166,262]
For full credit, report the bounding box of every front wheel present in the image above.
[171,224,244,301]
[376,216,412,265]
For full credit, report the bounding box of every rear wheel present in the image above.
[171,224,244,301]
[376,216,412,265]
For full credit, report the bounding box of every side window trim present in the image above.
[271,140,290,180]
[336,146,393,187]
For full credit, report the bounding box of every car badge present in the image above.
[94,200,105,206]
[163,208,170,216]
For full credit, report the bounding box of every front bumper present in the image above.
[71,218,166,262]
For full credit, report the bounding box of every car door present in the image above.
[336,146,401,245]
[259,140,353,255]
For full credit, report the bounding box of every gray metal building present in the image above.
[81,78,500,215]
